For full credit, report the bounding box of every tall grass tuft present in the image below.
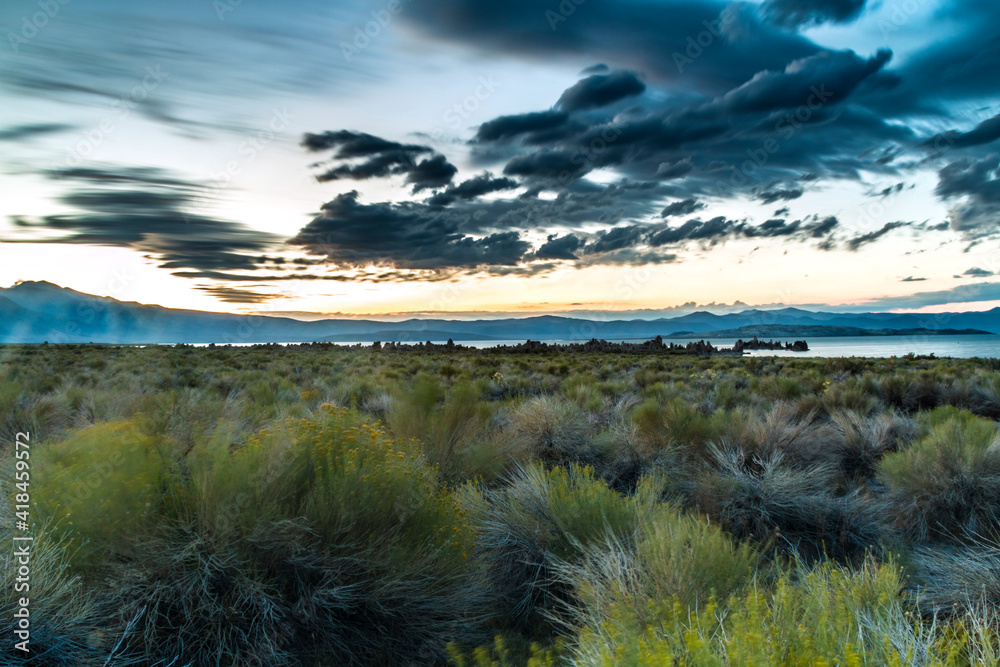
[879,410,1000,542]
[467,463,644,639]
[696,444,884,562]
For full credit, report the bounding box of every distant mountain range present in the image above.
[1,281,998,344]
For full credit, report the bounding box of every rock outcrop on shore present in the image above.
[733,337,809,352]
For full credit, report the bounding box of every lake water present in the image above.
[464,335,1000,358]
[242,334,1000,358]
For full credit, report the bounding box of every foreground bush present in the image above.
[35,406,483,666]
[879,409,1000,542]
[695,445,885,562]
[564,505,760,629]
[466,463,646,639]
[0,522,103,666]
[571,558,970,666]
[33,420,173,565]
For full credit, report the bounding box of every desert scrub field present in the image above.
[2,343,1000,665]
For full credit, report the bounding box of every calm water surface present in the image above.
[194,334,1000,358]
[332,334,1000,358]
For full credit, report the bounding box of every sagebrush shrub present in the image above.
[879,410,1000,542]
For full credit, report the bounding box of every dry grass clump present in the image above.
[0,522,103,666]
[910,540,1000,618]
[695,444,885,562]
[504,395,594,466]
[466,463,645,639]
[827,409,919,479]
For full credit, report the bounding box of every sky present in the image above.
[1,0,999,319]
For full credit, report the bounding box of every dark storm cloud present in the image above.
[503,150,590,179]
[286,33,946,282]
[661,198,705,217]
[877,183,905,197]
[52,166,199,189]
[647,216,739,246]
[463,59,913,196]
[923,113,1000,150]
[301,130,431,158]
[717,49,891,114]
[845,221,909,250]
[808,215,839,237]
[535,234,584,260]
[756,186,804,204]
[474,111,571,143]
[744,218,802,237]
[934,155,1000,236]
[58,189,196,213]
[900,276,926,282]
[655,158,695,179]
[289,191,531,270]
[935,156,1000,202]
[315,151,423,182]
[964,267,995,277]
[196,286,277,303]
[7,166,279,278]
[852,281,1000,310]
[556,71,646,112]
[587,224,648,253]
[0,122,75,141]
[401,0,818,94]
[305,130,456,191]
[427,173,519,206]
[407,154,458,192]
[866,0,1000,114]
[762,0,867,28]
[575,212,840,254]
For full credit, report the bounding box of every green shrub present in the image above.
[387,380,501,484]
[827,409,918,479]
[564,504,759,638]
[879,412,1000,542]
[37,406,485,665]
[632,397,724,459]
[34,420,175,565]
[505,395,593,466]
[469,463,645,638]
[572,557,939,667]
